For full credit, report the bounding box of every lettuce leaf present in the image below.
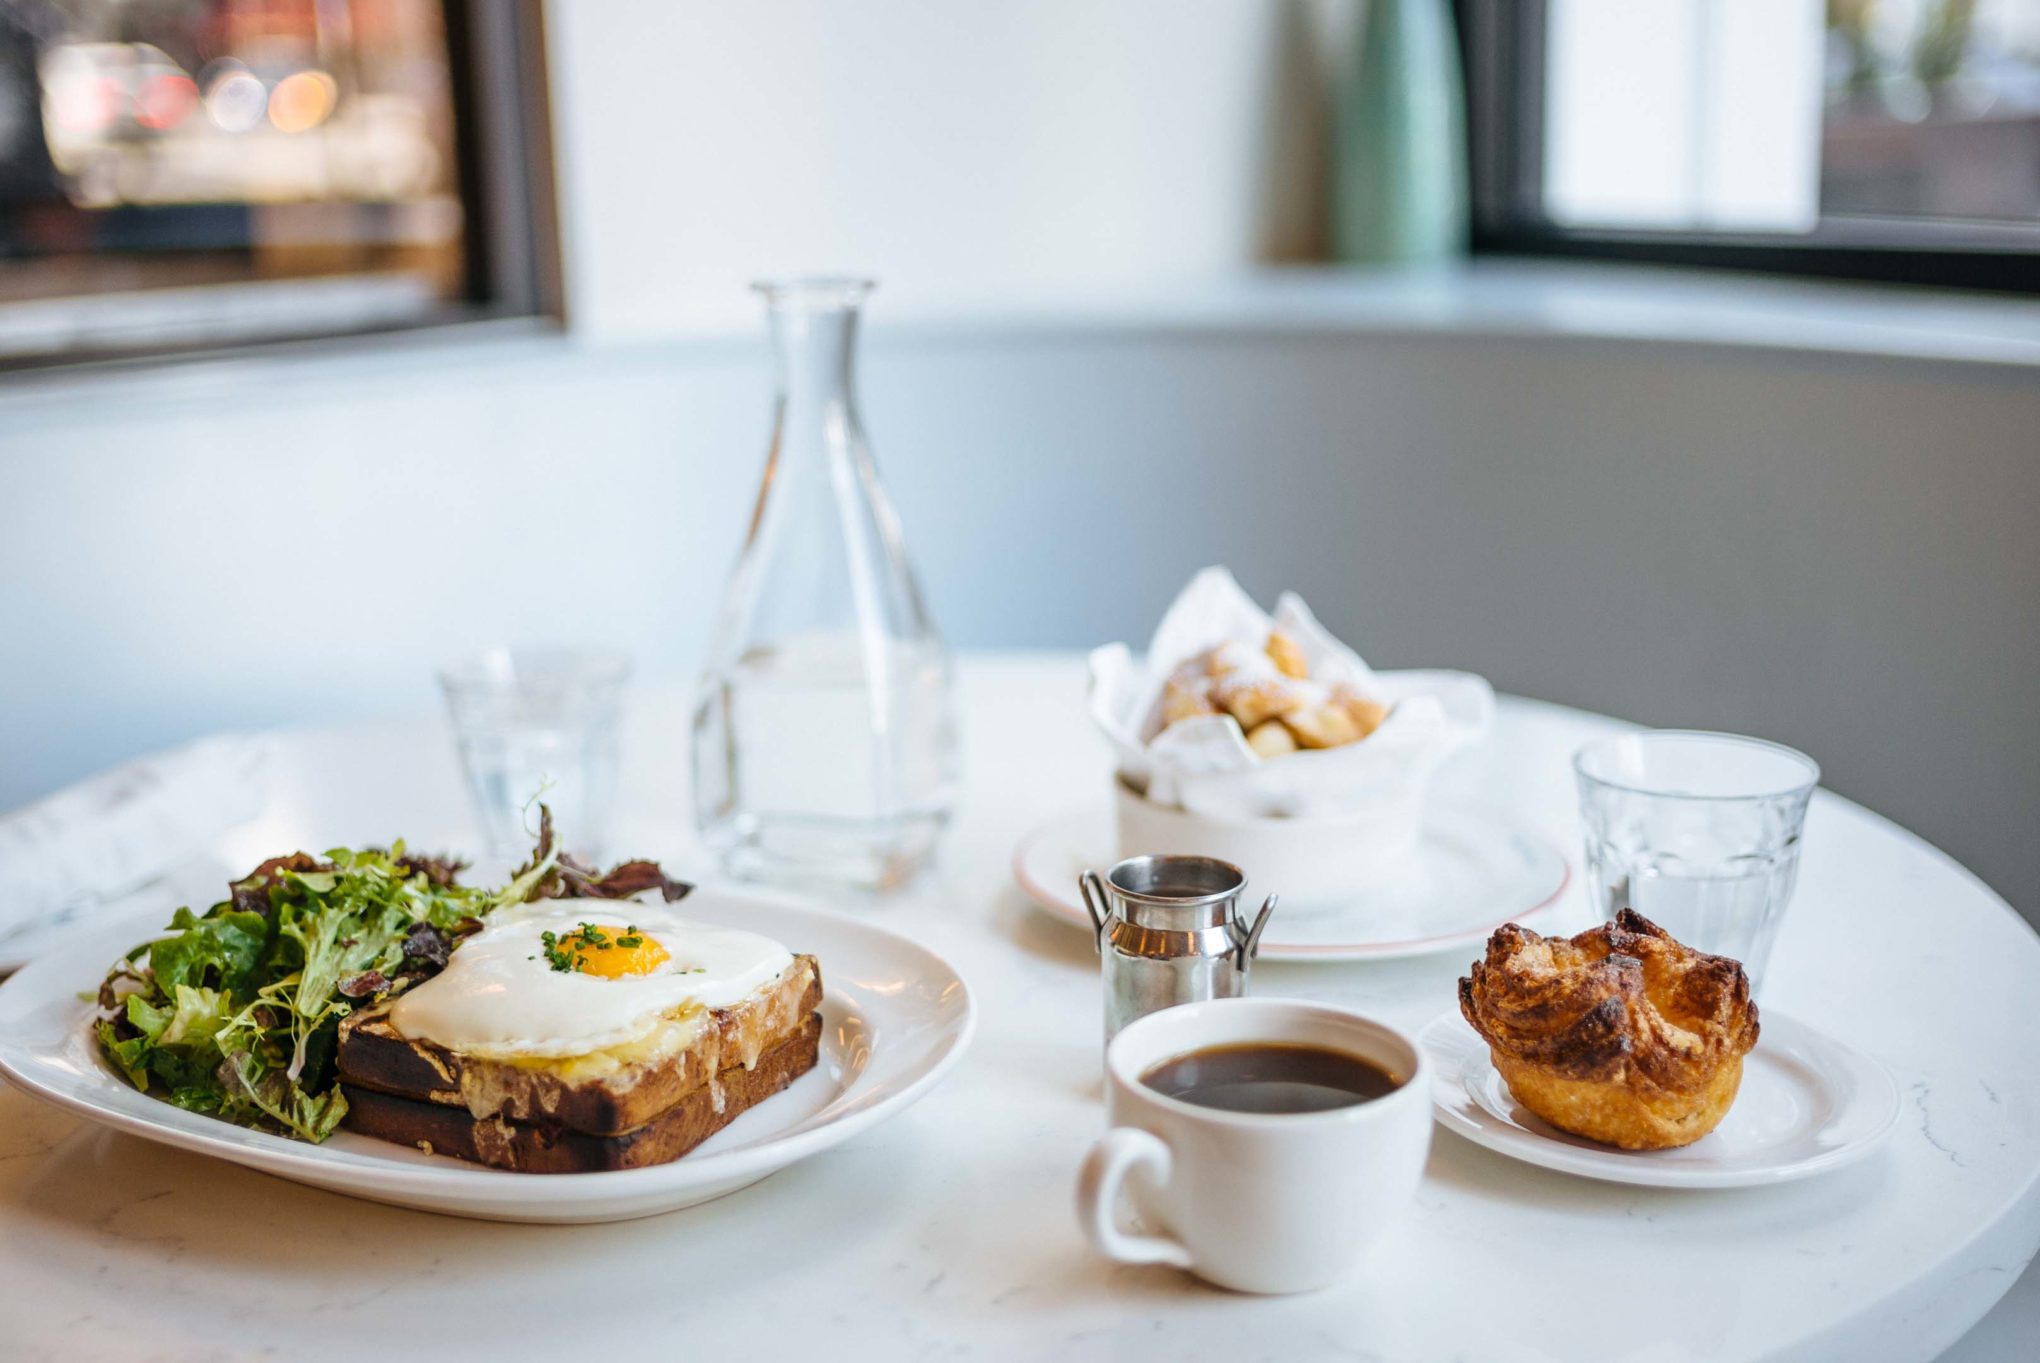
[146,908,267,996]
[95,844,493,1142]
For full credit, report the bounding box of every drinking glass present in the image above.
[1574,730,1819,994]
[438,647,630,865]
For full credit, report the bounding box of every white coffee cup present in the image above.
[1076,998,1431,1294]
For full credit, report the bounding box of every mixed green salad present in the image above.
[94,812,687,1142]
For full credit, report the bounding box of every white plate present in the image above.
[1012,805,1568,962]
[1419,1010,1900,1188]
[0,889,975,1223]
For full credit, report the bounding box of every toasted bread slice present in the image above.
[336,955,820,1137]
[340,1012,823,1172]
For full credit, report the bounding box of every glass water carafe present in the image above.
[691,278,959,891]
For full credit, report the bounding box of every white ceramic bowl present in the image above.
[1113,778,1423,911]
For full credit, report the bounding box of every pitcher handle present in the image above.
[1079,870,1111,954]
[1238,894,1278,967]
[1077,869,1109,954]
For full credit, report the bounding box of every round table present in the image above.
[1,655,2034,1361]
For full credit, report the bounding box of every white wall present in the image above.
[545,0,1346,338]
[4,317,2037,923]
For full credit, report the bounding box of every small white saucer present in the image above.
[1011,805,1568,962]
[1419,1010,1901,1188]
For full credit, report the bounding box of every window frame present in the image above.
[0,0,564,374]
[1456,0,2040,295]
[443,0,564,330]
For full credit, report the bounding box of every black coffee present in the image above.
[1140,1042,1402,1115]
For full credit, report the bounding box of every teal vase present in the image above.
[1331,0,1469,263]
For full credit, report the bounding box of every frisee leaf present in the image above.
[97,842,491,1140]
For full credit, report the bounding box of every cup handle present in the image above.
[1076,1127,1193,1269]
[1079,870,1110,954]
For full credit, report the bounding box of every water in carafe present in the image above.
[690,279,958,891]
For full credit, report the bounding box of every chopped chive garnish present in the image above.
[538,929,581,973]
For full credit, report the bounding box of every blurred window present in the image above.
[0,0,556,367]
[1462,0,2040,291]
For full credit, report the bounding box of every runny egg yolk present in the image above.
[557,924,670,978]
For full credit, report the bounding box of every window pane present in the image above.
[1826,0,2040,223]
[0,0,467,359]
[1539,0,2040,238]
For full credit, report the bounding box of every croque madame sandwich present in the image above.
[95,810,821,1172]
[336,901,822,1172]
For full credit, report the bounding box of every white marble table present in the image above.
[1,655,2035,1361]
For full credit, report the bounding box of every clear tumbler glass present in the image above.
[1574,730,1819,994]
[690,278,959,892]
[439,647,630,865]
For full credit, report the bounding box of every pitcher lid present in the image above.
[1105,854,1244,930]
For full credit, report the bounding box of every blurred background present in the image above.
[0,0,2035,927]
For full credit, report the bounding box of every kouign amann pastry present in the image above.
[1458,910,1760,1150]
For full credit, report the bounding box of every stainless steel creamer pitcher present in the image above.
[1081,854,1277,1041]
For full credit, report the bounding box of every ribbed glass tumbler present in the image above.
[1574,730,1819,996]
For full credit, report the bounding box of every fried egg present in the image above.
[387,898,793,1061]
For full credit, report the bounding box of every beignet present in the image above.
[1458,910,1759,1150]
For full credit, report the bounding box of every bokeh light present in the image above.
[134,73,198,131]
[205,66,268,133]
[268,70,338,134]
